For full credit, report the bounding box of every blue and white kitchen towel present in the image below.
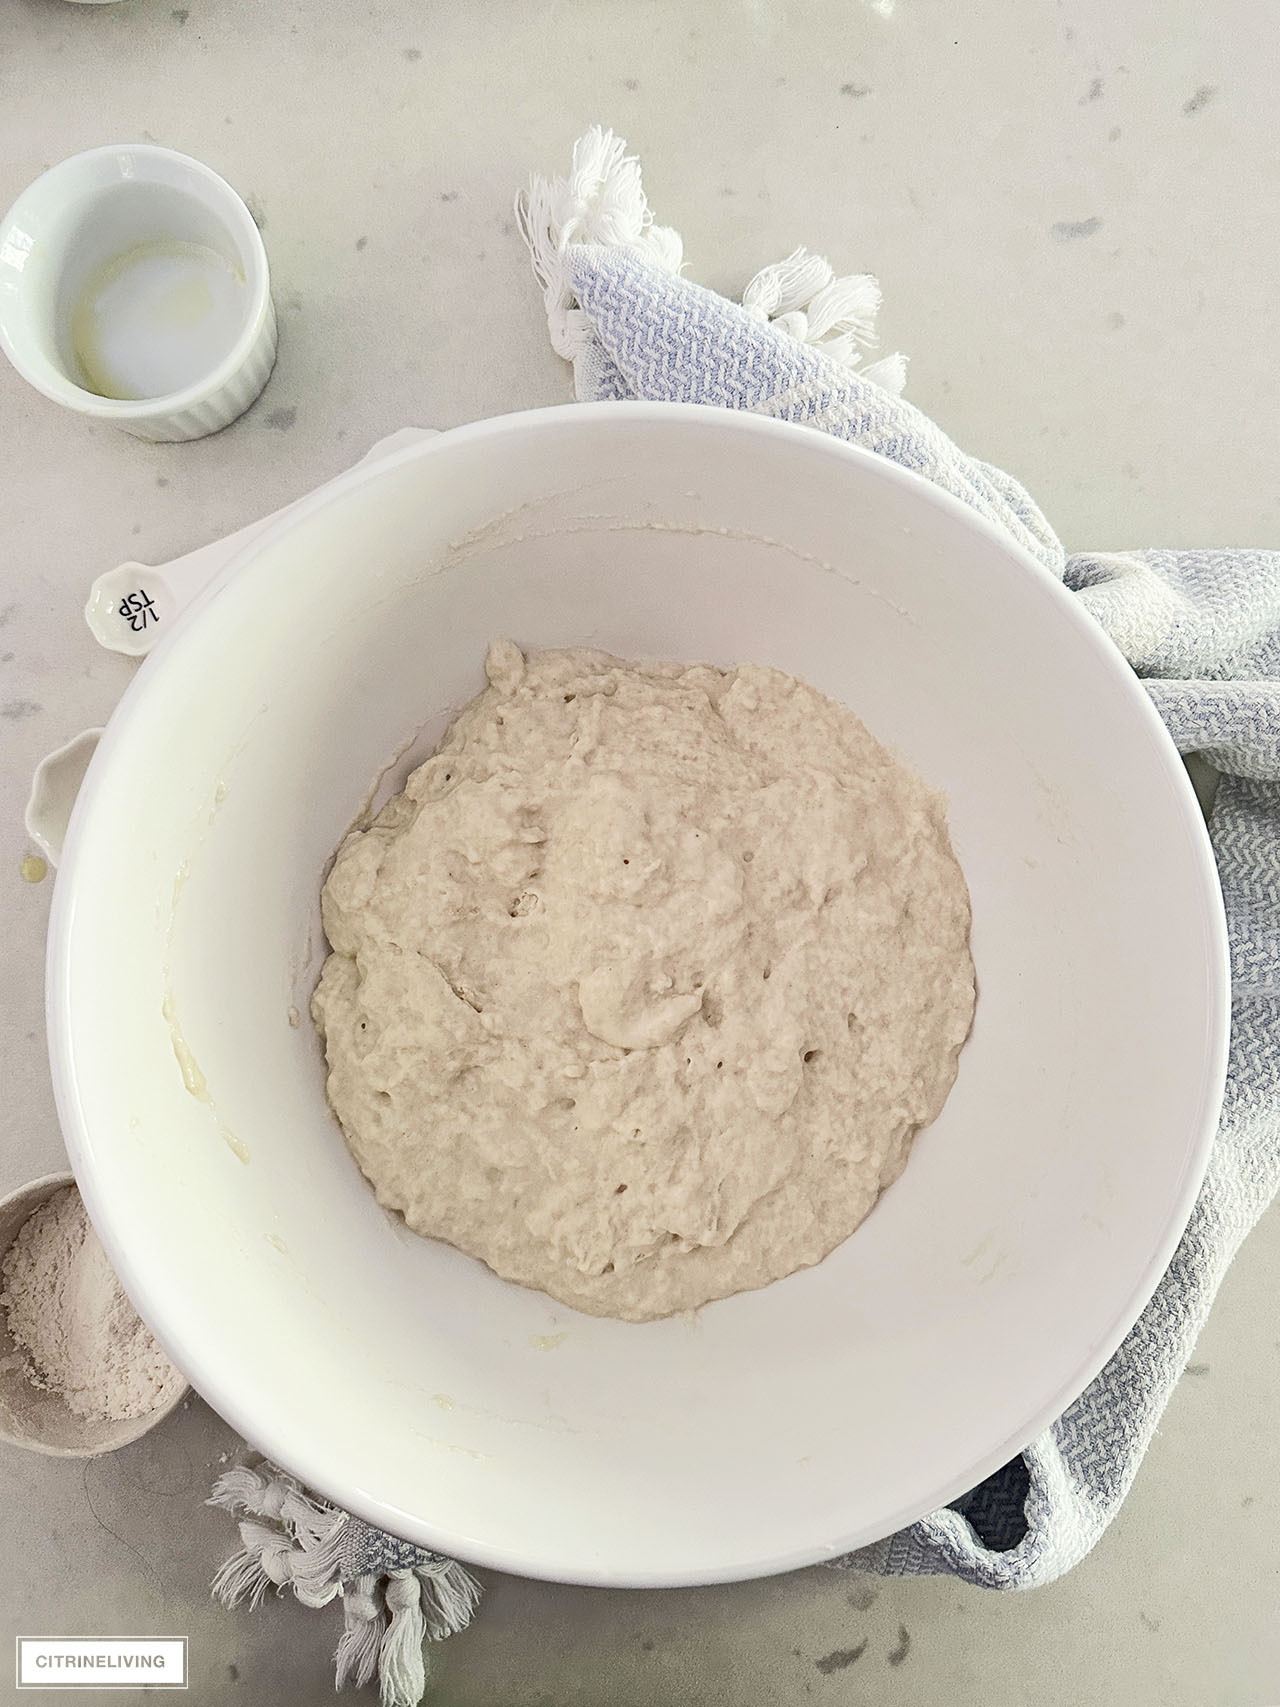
[513,128,1280,1589]
[213,129,1280,1701]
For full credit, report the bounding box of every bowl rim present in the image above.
[45,400,1232,1582]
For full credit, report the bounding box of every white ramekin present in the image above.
[0,1172,188,1457]
[0,144,276,442]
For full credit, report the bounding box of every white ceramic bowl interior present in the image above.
[49,404,1228,1585]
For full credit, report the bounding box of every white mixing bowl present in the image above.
[48,403,1229,1586]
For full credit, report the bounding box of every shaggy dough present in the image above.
[312,643,975,1321]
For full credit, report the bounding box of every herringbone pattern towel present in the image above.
[515,128,1280,1589]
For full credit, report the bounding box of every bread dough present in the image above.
[312,643,975,1321]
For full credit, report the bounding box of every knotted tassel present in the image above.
[334,1574,385,1692]
[378,1572,428,1707]
[741,245,906,391]
[516,124,683,363]
[210,1544,273,1612]
[416,1557,482,1642]
[207,1465,273,1515]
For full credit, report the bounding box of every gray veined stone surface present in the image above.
[0,0,1277,1700]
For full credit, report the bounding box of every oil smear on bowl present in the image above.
[161,989,250,1164]
[70,238,248,401]
[158,772,251,1165]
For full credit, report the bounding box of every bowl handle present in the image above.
[25,728,103,866]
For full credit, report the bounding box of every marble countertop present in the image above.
[2,1,1277,1701]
